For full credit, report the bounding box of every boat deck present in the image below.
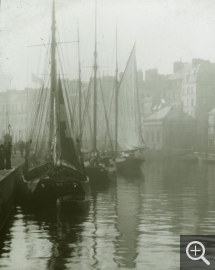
[0,154,24,182]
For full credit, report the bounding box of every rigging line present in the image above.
[80,72,92,132]
[80,73,93,139]
[56,45,78,138]
[29,44,50,137]
[101,81,115,152]
[30,83,50,155]
[57,38,77,118]
[57,44,79,139]
[98,72,114,154]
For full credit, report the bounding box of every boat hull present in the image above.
[86,166,110,188]
[57,195,90,212]
[116,157,145,175]
[20,162,91,206]
[199,157,215,164]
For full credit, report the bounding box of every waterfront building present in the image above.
[167,61,191,110]
[138,69,168,119]
[144,106,196,150]
[208,108,215,151]
[0,88,39,143]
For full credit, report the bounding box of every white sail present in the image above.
[117,44,144,151]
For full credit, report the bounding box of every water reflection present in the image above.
[1,160,215,269]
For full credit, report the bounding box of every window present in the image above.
[151,131,154,143]
[191,87,194,94]
[146,131,149,142]
[187,87,190,94]
[157,131,160,143]
[191,99,194,106]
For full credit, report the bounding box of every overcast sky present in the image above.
[0,0,215,90]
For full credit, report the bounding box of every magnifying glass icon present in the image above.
[186,241,210,266]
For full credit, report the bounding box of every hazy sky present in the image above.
[0,0,215,90]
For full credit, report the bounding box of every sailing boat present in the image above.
[82,0,116,185]
[20,0,90,209]
[114,43,146,174]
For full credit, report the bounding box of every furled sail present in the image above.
[58,78,84,172]
[117,44,145,151]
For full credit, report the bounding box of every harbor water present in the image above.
[0,159,215,270]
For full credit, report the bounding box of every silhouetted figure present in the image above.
[5,142,12,170]
[25,140,32,159]
[19,141,24,157]
[0,145,4,170]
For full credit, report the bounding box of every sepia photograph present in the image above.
[0,0,215,269]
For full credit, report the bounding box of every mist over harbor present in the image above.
[1,0,215,90]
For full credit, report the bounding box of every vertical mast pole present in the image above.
[93,0,97,151]
[50,0,57,158]
[115,23,118,154]
[77,22,82,147]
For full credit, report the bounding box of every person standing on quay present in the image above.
[0,145,4,170]
[5,142,12,170]
[25,140,32,159]
[19,141,24,158]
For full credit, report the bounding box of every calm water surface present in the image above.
[0,159,215,270]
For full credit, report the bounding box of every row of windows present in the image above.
[183,98,196,106]
[145,104,151,114]
[0,103,27,112]
[183,86,195,95]
[169,91,181,101]
[184,109,195,117]
[0,116,27,125]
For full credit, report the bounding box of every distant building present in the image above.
[208,108,215,151]
[167,61,191,109]
[0,88,39,143]
[144,106,196,150]
[138,69,168,119]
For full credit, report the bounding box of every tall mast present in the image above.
[115,23,118,154]
[50,0,57,157]
[93,0,98,150]
[77,22,82,147]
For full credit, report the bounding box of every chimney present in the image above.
[173,61,183,73]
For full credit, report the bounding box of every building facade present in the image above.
[144,106,196,150]
[0,88,39,143]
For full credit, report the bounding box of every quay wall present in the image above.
[0,164,24,231]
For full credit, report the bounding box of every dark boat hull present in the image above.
[20,162,91,206]
[86,166,110,185]
[116,157,145,175]
[57,195,90,212]
[84,164,117,191]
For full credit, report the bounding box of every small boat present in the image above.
[178,153,199,163]
[57,194,90,212]
[116,151,145,174]
[198,156,215,164]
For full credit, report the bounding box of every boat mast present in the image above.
[93,0,98,151]
[115,23,118,154]
[77,22,82,147]
[50,0,57,161]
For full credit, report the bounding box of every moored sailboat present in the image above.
[114,43,146,174]
[81,0,116,186]
[20,0,90,209]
